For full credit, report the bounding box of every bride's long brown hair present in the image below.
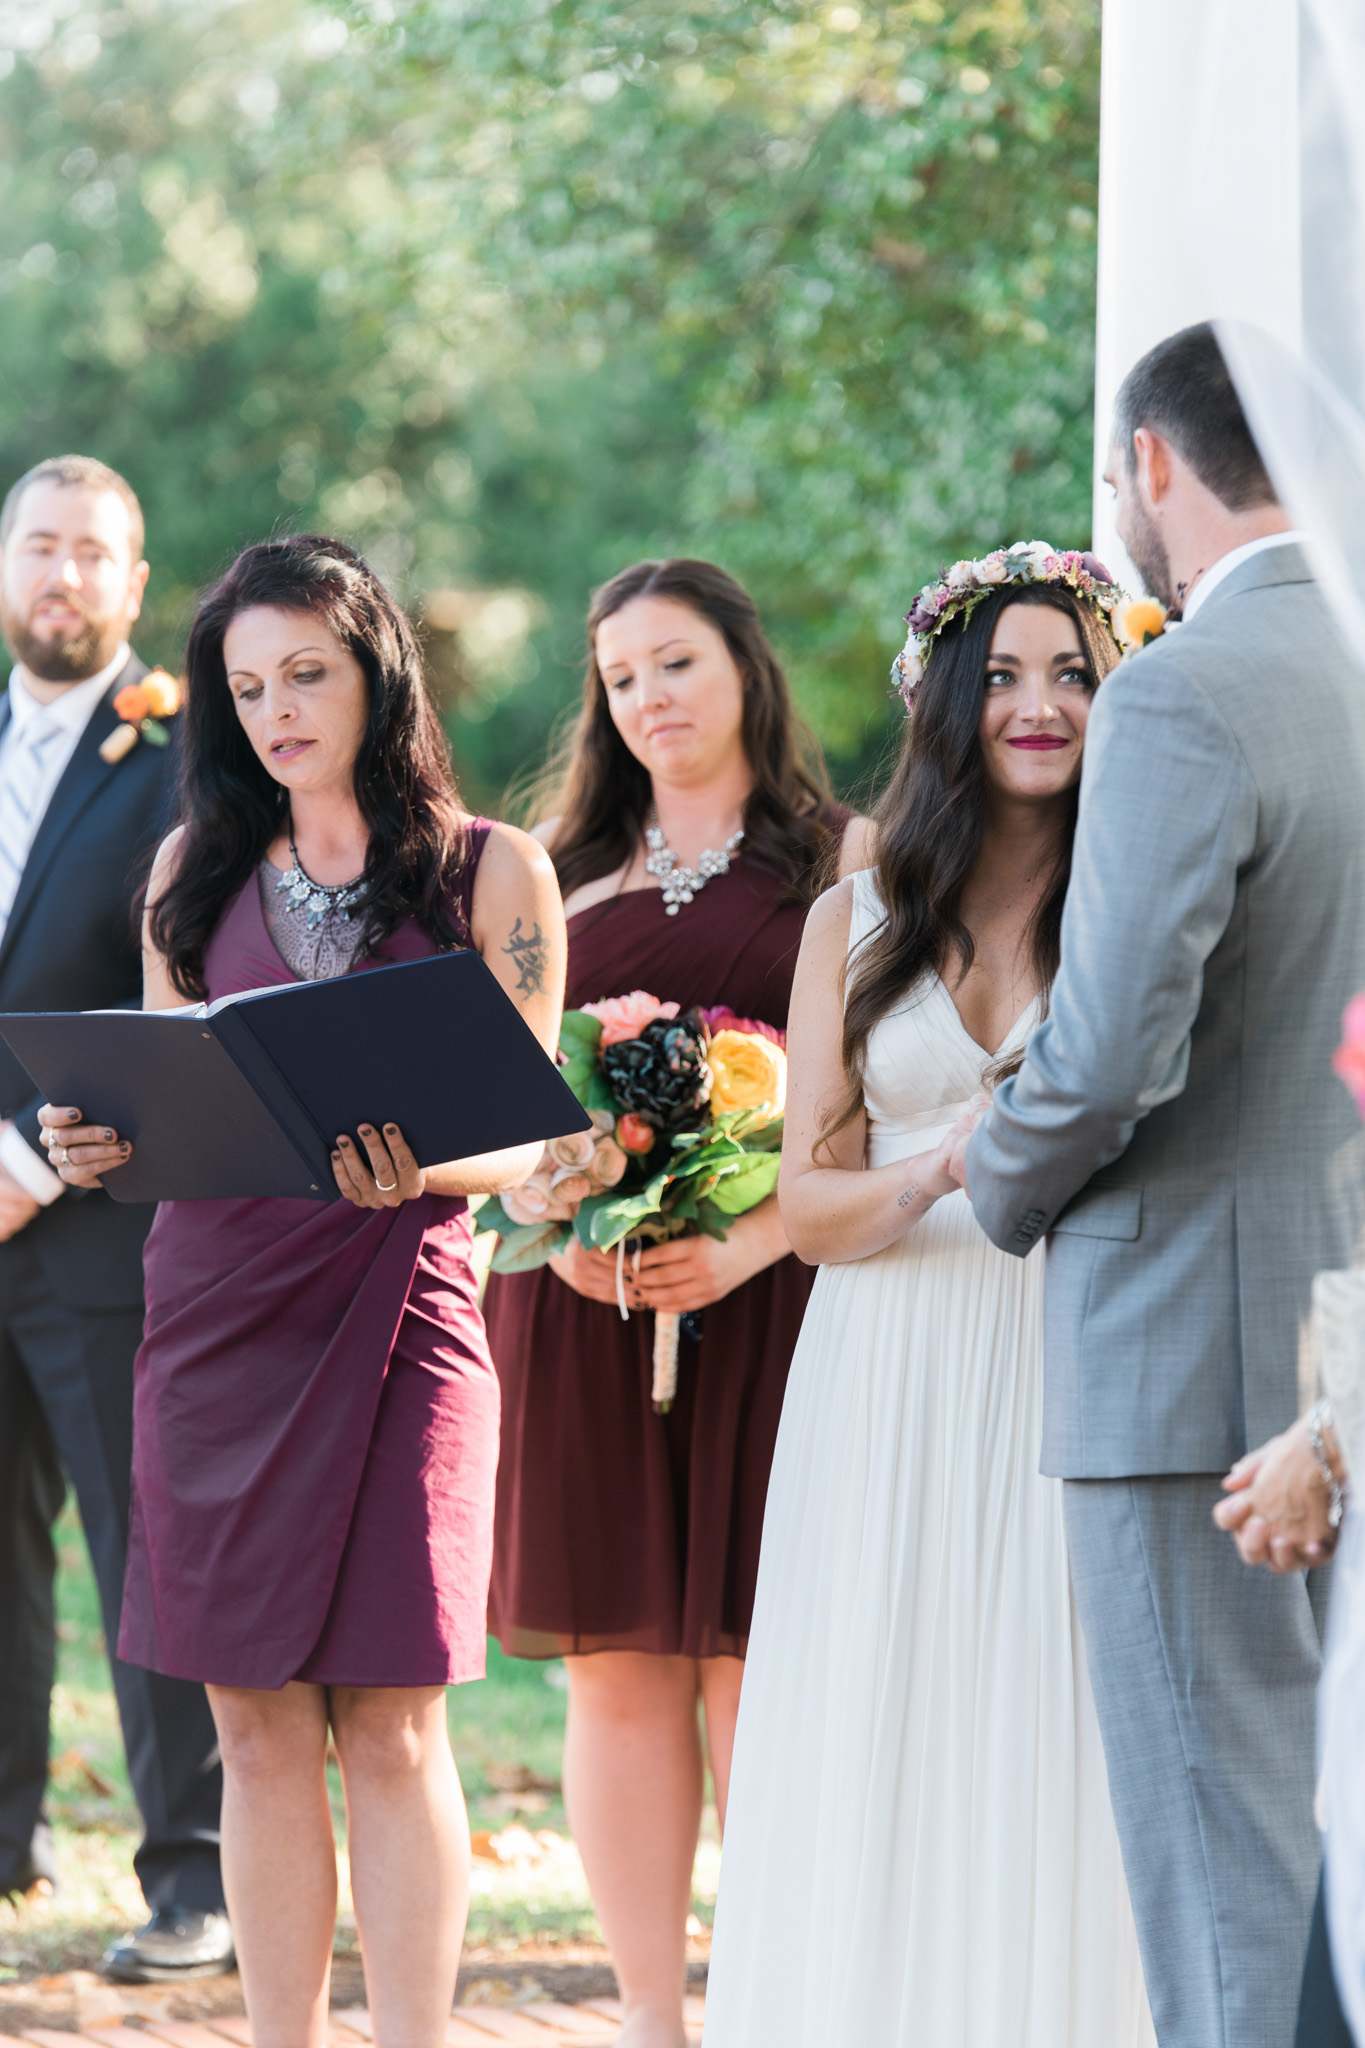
[526,558,834,904]
[827,583,1121,1141]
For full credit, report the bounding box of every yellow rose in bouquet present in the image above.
[706,1028,787,1126]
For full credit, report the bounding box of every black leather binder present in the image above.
[0,951,590,1203]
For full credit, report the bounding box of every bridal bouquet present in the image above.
[479,991,786,1411]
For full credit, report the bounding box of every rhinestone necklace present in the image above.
[275,834,366,931]
[644,818,744,915]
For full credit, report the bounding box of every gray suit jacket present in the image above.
[966,545,1365,1477]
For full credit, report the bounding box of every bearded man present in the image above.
[0,456,229,1980]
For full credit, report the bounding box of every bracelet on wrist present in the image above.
[1306,1399,1349,1531]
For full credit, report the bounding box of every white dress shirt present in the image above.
[0,644,130,1203]
[1180,531,1308,622]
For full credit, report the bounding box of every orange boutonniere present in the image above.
[99,669,182,763]
[1114,597,1168,653]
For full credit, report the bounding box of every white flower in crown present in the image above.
[945,558,976,590]
[976,552,1009,585]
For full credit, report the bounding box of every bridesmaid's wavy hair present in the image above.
[528,559,833,904]
[826,583,1121,1143]
[151,535,468,999]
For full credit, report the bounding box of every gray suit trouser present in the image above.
[1064,1476,1322,2048]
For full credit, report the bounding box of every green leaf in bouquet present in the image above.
[559,1010,604,1057]
[704,1151,782,1213]
[693,1196,734,1240]
[577,1171,672,1250]
[489,1220,572,1272]
[473,1196,517,1238]
[586,1069,619,1113]
[666,1132,746,1174]
[742,1115,785,1153]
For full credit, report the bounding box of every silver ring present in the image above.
[56,1146,68,1166]
[375,1179,397,1192]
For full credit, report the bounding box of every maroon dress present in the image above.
[118,825,500,1691]
[484,825,844,1662]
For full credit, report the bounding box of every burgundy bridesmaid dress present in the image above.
[118,824,500,1691]
[484,813,846,1661]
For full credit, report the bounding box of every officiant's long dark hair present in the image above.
[826,583,1120,1144]
[151,535,468,999]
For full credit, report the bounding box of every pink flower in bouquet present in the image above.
[1333,991,1365,1113]
[582,990,680,1045]
[550,1129,598,1170]
[590,1136,629,1187]
[701,1006,786,1049]
[502,1174,577,1225]
[615,1112,657,1154]
[550,1168,593,1205]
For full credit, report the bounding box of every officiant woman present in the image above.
[41,535,567,2048]
[483,558,865,2048]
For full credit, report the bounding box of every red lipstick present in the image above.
[1008,735,1069,750]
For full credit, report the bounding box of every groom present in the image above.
[953,323,1365,2048]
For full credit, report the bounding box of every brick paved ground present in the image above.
[0,1962,709,2044]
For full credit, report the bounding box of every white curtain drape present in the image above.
[1090,0,1300,584]
[1218,0,1365,661]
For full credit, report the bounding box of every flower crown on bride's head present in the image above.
[891,540,1128,711]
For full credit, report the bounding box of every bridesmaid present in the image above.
[41,537,566,2048]
[483,558,866,2048]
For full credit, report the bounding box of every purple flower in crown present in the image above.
[907,596,939,634]
[1079,551,1115,584]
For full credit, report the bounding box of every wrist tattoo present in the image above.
[502,917,548,998]
[897,1183,921,1210]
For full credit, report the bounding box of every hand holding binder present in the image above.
[10,950,590,1203]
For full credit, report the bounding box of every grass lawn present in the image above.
[0,1499,719,1981]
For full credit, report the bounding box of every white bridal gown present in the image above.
[702,870,1155,2048]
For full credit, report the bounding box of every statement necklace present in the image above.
[275,834,365,931]
[644,818,744,915]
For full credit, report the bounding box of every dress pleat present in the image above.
[703,868,1155,2048]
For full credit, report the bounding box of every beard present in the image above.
[1119,498,1176,612]
[0,592,126,684]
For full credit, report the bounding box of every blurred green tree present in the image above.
[332,0,1103,794]
[0,0,1101,808]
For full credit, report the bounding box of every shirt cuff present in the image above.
[0,1123,65,1205]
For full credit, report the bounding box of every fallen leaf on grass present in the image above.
[469,1826,569,1867]
[460,1974,542,2008]
[486,1763,561,1795]
[51,1747,115,1797]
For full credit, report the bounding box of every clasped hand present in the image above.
[37,1104,425,1210]
[1213,1416,1343,1572]
[935,1092,991,1195]
[550,1202,786,1314]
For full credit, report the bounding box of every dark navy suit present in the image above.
[0,654,224,1907]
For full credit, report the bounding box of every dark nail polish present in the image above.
[68,1108,80,1121]
[103,1129,114,1141]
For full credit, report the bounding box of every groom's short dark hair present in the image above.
[1114,323,1278,511]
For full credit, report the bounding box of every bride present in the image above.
[701,545,1156,2046]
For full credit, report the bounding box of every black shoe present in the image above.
[102,1905,235,1982]
[0,1820,57,1900]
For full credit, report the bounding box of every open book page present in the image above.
[206,980,300,1016]
[83,1002,208,1018]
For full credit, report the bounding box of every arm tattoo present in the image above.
[897,1184,921,1210]
[502,917,548,999]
